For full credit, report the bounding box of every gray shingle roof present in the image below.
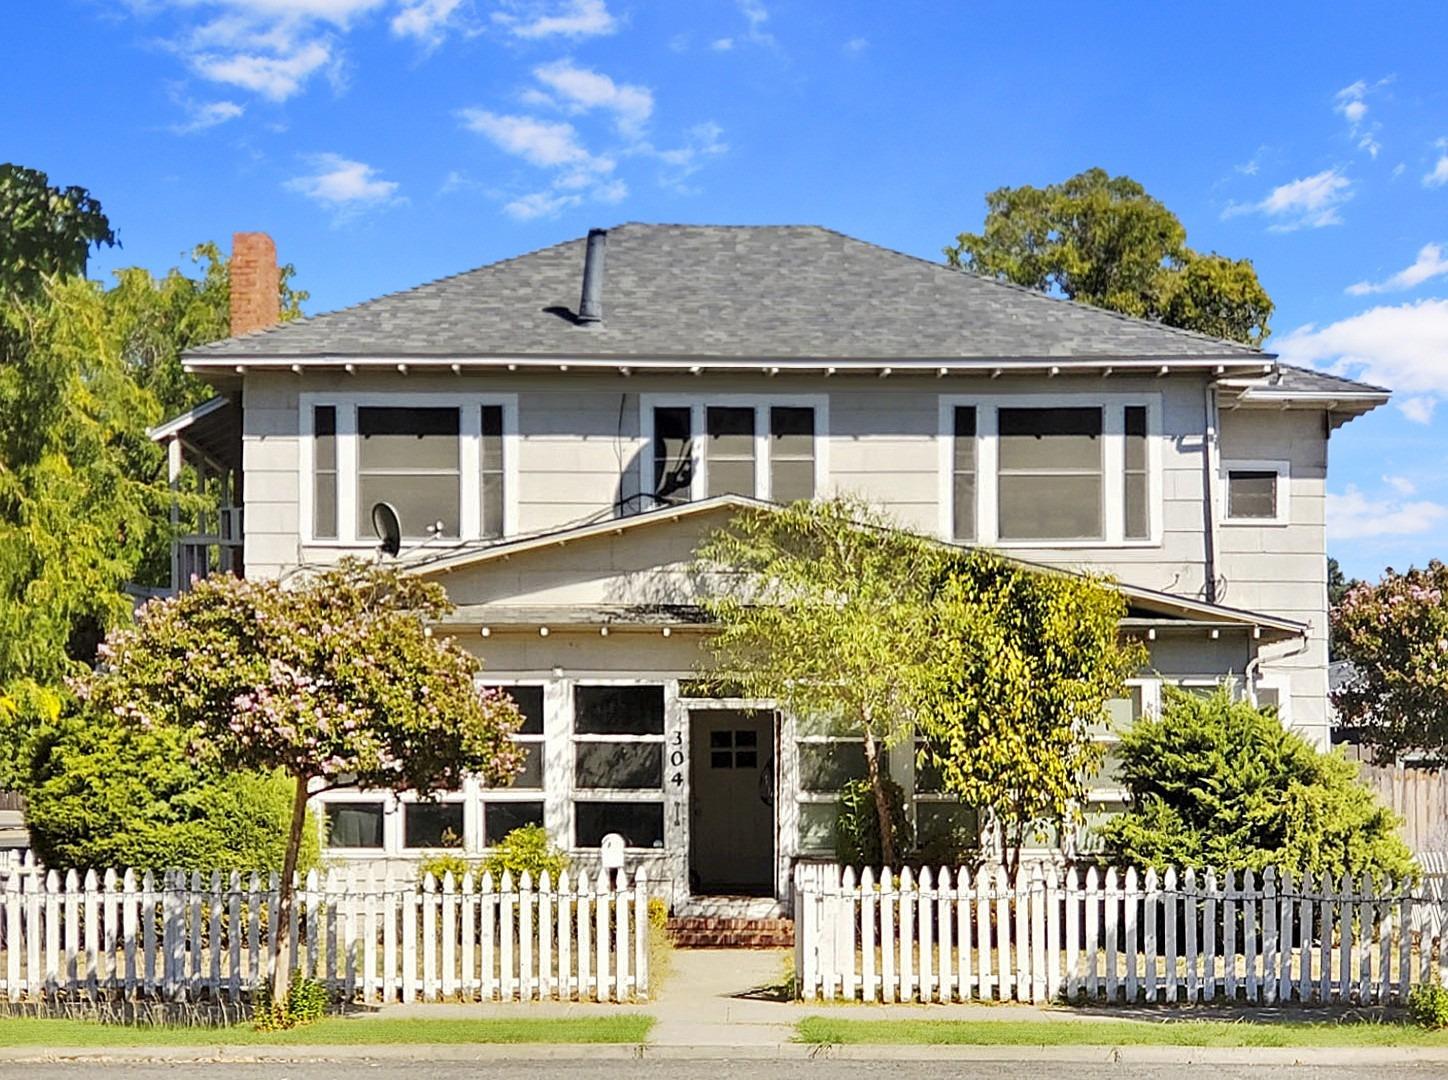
[1266,364,1389,396]
[188,223,1275,362]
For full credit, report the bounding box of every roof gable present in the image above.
[187,224,1272,364]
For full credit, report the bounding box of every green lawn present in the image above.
[796,1016,1448,1048]
[0,1015,654,1047]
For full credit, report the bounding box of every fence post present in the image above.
[797,864,816,1002]
[822,863,840,1002]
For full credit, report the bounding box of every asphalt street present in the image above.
[0,1061,1443,1079]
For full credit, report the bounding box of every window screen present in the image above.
[997,407,1104,540]
[652,407,693,505]
[798,741,868,793]
[403,801,464,848]
[706,406,756,497]
[313,405,337,539]
[357,406,461,539]
[574,802,664,849]
[325,802,384,849]
[574,686,665,735]
[1227,470,1278,519]
[483,801,544,845]
[770,407,815,502]
[481,404,504,538]
[1124,405,1148,539]
[953,406,977,541]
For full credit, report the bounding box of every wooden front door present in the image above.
[688,710,776,895]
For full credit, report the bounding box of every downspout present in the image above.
[1201,380,1221,605]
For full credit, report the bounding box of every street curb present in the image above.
[4,1043,1448,1066]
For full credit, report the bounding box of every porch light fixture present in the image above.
[539,626,550,637]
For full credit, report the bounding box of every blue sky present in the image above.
[6,1,1448,579]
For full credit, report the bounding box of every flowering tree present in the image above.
[80,559,523,1008]
[1332,561,1448,762]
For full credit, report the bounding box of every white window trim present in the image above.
[639,394,830,506]
[299,391,519,546]
[1251,670,1294,724]
[1220,458,1291,527]
[937,393,1164,549]
[477,679,547,801]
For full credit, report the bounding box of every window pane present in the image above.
[708,459,756,498]
[575,743,663,789]
[653,407,693,504]
[574,685,665,735]
[1124,406,1147,470]
[916,802,978,849]
[771,407,814,451]
[798,742,867,793]
[487,685,544,735]
[915,746,946,794]
[1228,470,1277,519]
[706,407,755,497]
[953,406,977,467]
[953,474,976,543]
[998,407,1102,470]
[483,801,544,846]
[481,405,504,538]
[358,407,460,470]
[325,802,384,849]
[798,803,837,851]
[359,474,460,538]
[403,801,464,849]
[770,460,814,503]
[313,406,337,539]
[574,801,664,848]
[314,405,337,467]
[486,742,542,789]
[314,473,337,540]
[998,474,1103,540]
[953,406,976,542]
[1125,405,1149,539]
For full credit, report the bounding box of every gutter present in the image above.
[1201,380,1221,605]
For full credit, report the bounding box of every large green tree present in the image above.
[0,164,116,299]
[1332,561,1448,762]
[1099,687,1413,879]
[945,168,1274,346]
[82,560,526,1009]
[917,553,1145,883]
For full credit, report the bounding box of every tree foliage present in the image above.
[696,498,944,866]
[945,168,1274,346]
[917,552,1146,882]
[79,559,525,1003]
[0,164,116,300]
[1332,561,1448,762]
[1098,688,1414,880]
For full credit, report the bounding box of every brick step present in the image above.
[667,917,794,931]
[667,917,794,948]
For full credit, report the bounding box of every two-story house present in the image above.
[151,225,1388,914]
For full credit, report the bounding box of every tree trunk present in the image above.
[270,773,310,1013]
[862,727,897,868]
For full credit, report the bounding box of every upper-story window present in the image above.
[1221,459,1289,526]
[300,393,516,544]
[640,395,827,509]
[941,394,1160,547]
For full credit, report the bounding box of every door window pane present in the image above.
[997,407,1104,541]
[356,406,460,538]
[1124,405,1149,539]
[313,406,337,539]
[403,801,464,848]
[653,407,693,505]
[953,406,976,542]
[574,686,665,735]
[574,802,664,848]
[1227,470,1278,519]
[706,406,756,497]
[770,407,815,503]
[483,801,544,846]
[325,802,384,849]
[575,742,663,789]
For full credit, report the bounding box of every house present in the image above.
[151,224,1388,914]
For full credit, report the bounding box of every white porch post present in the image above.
[167,436,182,592]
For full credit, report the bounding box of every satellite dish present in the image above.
[371,501,402,557]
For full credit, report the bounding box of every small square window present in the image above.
[711,750,733,769]
[1227,469,1279,520]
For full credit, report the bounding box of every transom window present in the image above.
[1221,460,1289,525]
[301,394,515,544]
[942,395,1160,547]
[641,396,826,509]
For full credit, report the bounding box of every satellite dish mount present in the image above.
[371,502,402,558]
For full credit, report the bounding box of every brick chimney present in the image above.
[230,232,280,337]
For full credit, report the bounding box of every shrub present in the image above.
[1409,982,1448,1029]
[22,704,320,874]
[417,853,472,885]
[1097,687,1415,881]
[254,975,329,1030]
[835,777,912,868]
[481,824,569,882]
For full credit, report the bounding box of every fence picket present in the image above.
[975,866,991,1001]
[880,867,896,1003]
[1203,869,1218,1001]
[840,866,857,1001]
[861,866,877,1003]
[594,868,609,1003]
[1084,866,1100,1002]
[1163,867,1178,1004]
[917,866,932,1003]
[898,866,914,1004]
[937,867,953,1003]
[1123,867,1139,1003]
[520,871,534,1002]
[955,866,971,1002]
[1243,869,1258,1002]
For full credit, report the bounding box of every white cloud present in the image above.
[842,36,868,55]
[1425,139,1448,188]
[1328,484,1448,540]
[1223,168,1353,230]
[1276,298,1448,402]
[1334,76,1390,158]
[531,59,653,136]
[1348,243,1448,295]
[1384,475,1418,496]
[493,0,616,39]
[711,37,734,51]
[458,109,610,170]
[284,153,401,214]
[169,98,244,134]
[390,0,464,45]
[503,189,583,220]
[1398,396,1437,424]
[652,121,728,190]
[189,41,335,101]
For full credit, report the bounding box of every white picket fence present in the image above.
[0,865,648,1004]
[795,862,1448,1005]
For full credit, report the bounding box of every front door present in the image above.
[689,710,775,896]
